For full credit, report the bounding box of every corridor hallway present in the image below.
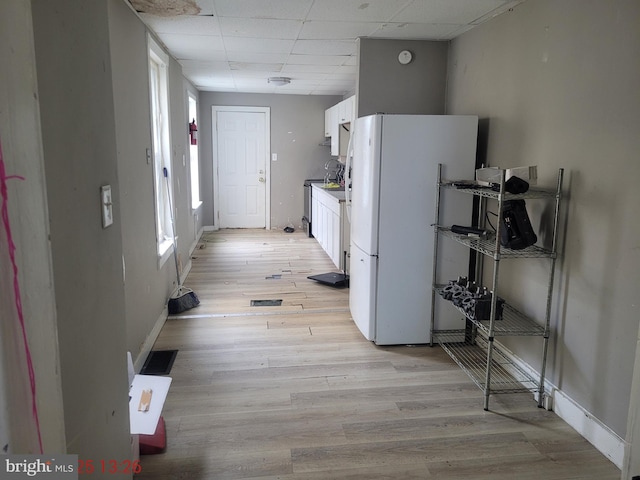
[136,229,619,480]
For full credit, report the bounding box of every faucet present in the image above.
[324,158,338,183]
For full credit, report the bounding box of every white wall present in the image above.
[447,0,640,446]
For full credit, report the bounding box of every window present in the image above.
[188,93,201,209]
[148,36,173,261]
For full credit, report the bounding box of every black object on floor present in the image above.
[307,272,349,288]
[140,350,178,375]
[168,286,200,314]
[251,299,283,306]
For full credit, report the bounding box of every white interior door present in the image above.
[213,107,270,229]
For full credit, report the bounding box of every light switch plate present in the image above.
[101,185,113,228]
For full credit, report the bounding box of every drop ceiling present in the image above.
[132,0,525,96]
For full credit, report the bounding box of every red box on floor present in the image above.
[139,416,166,455]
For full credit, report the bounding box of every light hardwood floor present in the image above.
[136,229,620,479]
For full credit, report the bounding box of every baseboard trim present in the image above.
[494,339,623,469]
[133,308,167,373]
[179,257,193,285]
[552,388,624,468]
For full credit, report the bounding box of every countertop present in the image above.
[312,183,346,202]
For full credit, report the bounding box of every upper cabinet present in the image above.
[324,108,332,137]
[338,96,355,124]
[324,95,356,155]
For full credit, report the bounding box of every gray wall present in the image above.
[109,0,202,359]
[0,0,66,454]
[447,0,640,438]
[27,0,196,466]
[199,92,341,229]
[32,0,132,465]
[357,38,448,117]
[108,0,173,364]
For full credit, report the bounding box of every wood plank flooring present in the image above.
[136,229,620,479]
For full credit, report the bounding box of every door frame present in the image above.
[212,106,271,230]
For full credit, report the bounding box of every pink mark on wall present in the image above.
[0,139,43,453]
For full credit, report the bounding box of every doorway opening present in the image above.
[212,106,271,229]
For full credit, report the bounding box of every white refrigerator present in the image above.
[348,114,478,345]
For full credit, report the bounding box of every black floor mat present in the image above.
[140,350,178,375]
[307,272,349,288]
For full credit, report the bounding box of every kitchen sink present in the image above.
[320,184,345,191]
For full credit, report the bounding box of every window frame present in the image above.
[148,35,173,265]
[187,91,202,211]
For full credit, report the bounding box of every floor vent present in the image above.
[140,350,178,375]
[251,299,283,306]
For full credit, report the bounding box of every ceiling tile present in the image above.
[213,0,314,19]
[298,21,381,40]
[391,0,508,24]
[219,17,303,39]
[292,39,357,56]
[281,64,338,74]
[194,0,215,15]
[228,61,284,72]
[178,59,230,70]
[371,22,462,40]
[224,36,295,54]
[343,55,358,66]
[332,64,358,75]
[159,33,225,60]
[226,51,290,64]
[231,68,288,78]
[312,86,349,95]
[306,0,412,22]
[286,54,349,66]
[137,0,527,95]
[140,13,220,35]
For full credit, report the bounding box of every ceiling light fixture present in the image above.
[268,77,291,86]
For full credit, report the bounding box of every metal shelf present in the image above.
[440,182,559,201]
[430,166,564,410]
[433,330,539,394]
[437,227,555,259]
[434,285,546,337]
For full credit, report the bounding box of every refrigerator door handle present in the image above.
[345,125,355,222]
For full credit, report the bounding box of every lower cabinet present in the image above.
[311,185,349,270]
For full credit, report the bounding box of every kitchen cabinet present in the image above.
[311,184,350,271]
[430,165,564,411]
[329,106,339,156]
[338,96,355,124]
[324,95,355,156]
[324,108,331,137]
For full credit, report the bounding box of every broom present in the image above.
[164,168,200,314]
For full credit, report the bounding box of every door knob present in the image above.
[259,177,265,183]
